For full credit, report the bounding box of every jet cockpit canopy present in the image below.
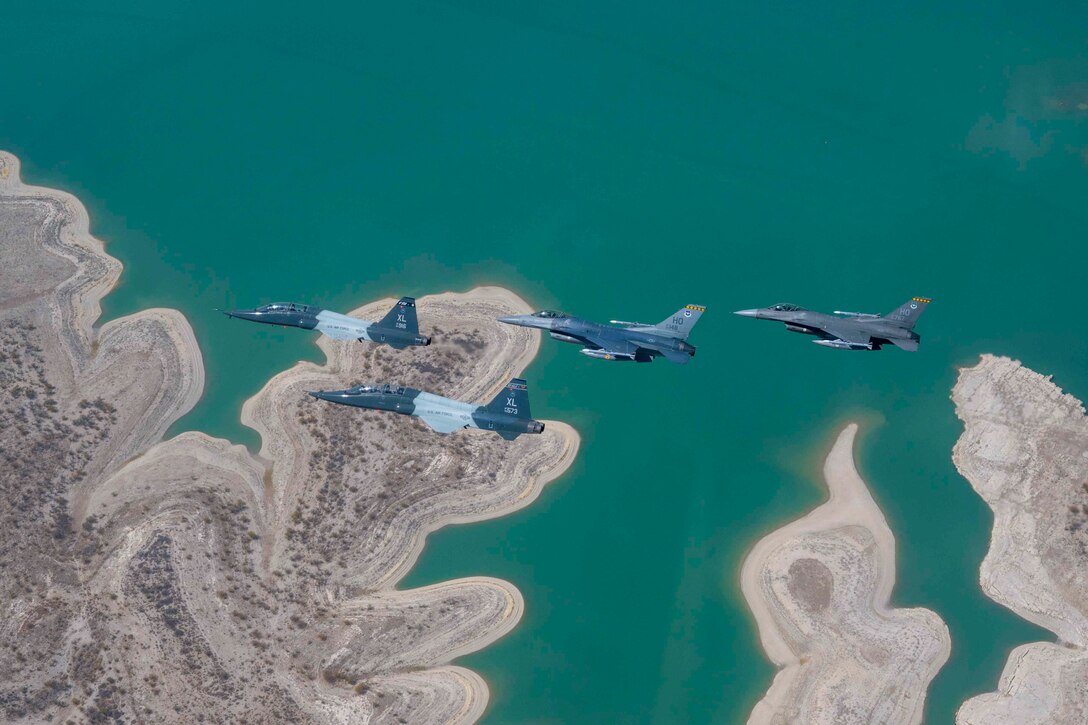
[533,310,569,319]
[344,384,406,395]
[771,303,804,312]
[259,302,310,313]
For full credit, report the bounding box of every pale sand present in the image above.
[952,355,1088,724]
[741,423,950,724]
[0,149,578,723]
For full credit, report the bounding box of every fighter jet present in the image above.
[733,297,932,351]
[307,378,544,440]
[498,304,706,363]
[220,297,430,349]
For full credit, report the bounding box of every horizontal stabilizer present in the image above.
[891,337,920,352]
[656,347,692,364]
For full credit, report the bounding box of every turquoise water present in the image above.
[5,2,1087,721]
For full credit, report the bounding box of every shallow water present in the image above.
[5,1,1087,721]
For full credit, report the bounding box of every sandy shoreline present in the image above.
[741,423,950,724]
[239,285,581,589]
[229,288,580,722]
[0,149,579,724]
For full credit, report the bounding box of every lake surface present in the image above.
[5,2,1087,721]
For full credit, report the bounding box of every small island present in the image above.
[0,151,578,723]
[741,423,951,724]
[952,355,1088,724]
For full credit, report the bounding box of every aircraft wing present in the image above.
[416,413,466,434]
[577,332,632,354]
[578,329,694,363]
[818,320,873,345]
[322,328,361,341]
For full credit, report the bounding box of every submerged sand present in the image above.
[741,423,950,724]
[0,150,578,723]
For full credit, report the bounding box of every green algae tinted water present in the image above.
[5,2,1088,721]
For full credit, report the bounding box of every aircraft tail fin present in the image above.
[643,304,706,339]
[485,378,531,419]
[884,297,931,329]
[377,297,420,335]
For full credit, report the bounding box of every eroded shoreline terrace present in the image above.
[0,150,578,724]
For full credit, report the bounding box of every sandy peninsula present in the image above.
[952,355,1088,724]
[741,423,951,724]
[0,150,578,723]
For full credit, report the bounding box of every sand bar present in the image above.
[741,423,950,724]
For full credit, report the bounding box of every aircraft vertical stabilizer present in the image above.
[378,297,420,335]
[647,304,706,339]
[486,379,531,419]
[884,297,931,329]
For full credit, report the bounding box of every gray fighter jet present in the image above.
[307,378,544,440]
[734,297,931,351]
[220,297,430,349]
[498,304,706,363]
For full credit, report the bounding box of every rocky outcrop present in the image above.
[952,355,1088,724]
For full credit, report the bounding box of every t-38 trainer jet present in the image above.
[307,378,544,440]
[733,297,931,351]
[498,304,706,363]
[220,297,430,349]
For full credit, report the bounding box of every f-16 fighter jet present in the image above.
[498,304,706,363]
[307,378,544,440]
[221,297,430,349]
[734,297,931,351]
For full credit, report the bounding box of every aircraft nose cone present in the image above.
[222,308,260,322]
[734,309,759,317]
[498,314,550,329]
